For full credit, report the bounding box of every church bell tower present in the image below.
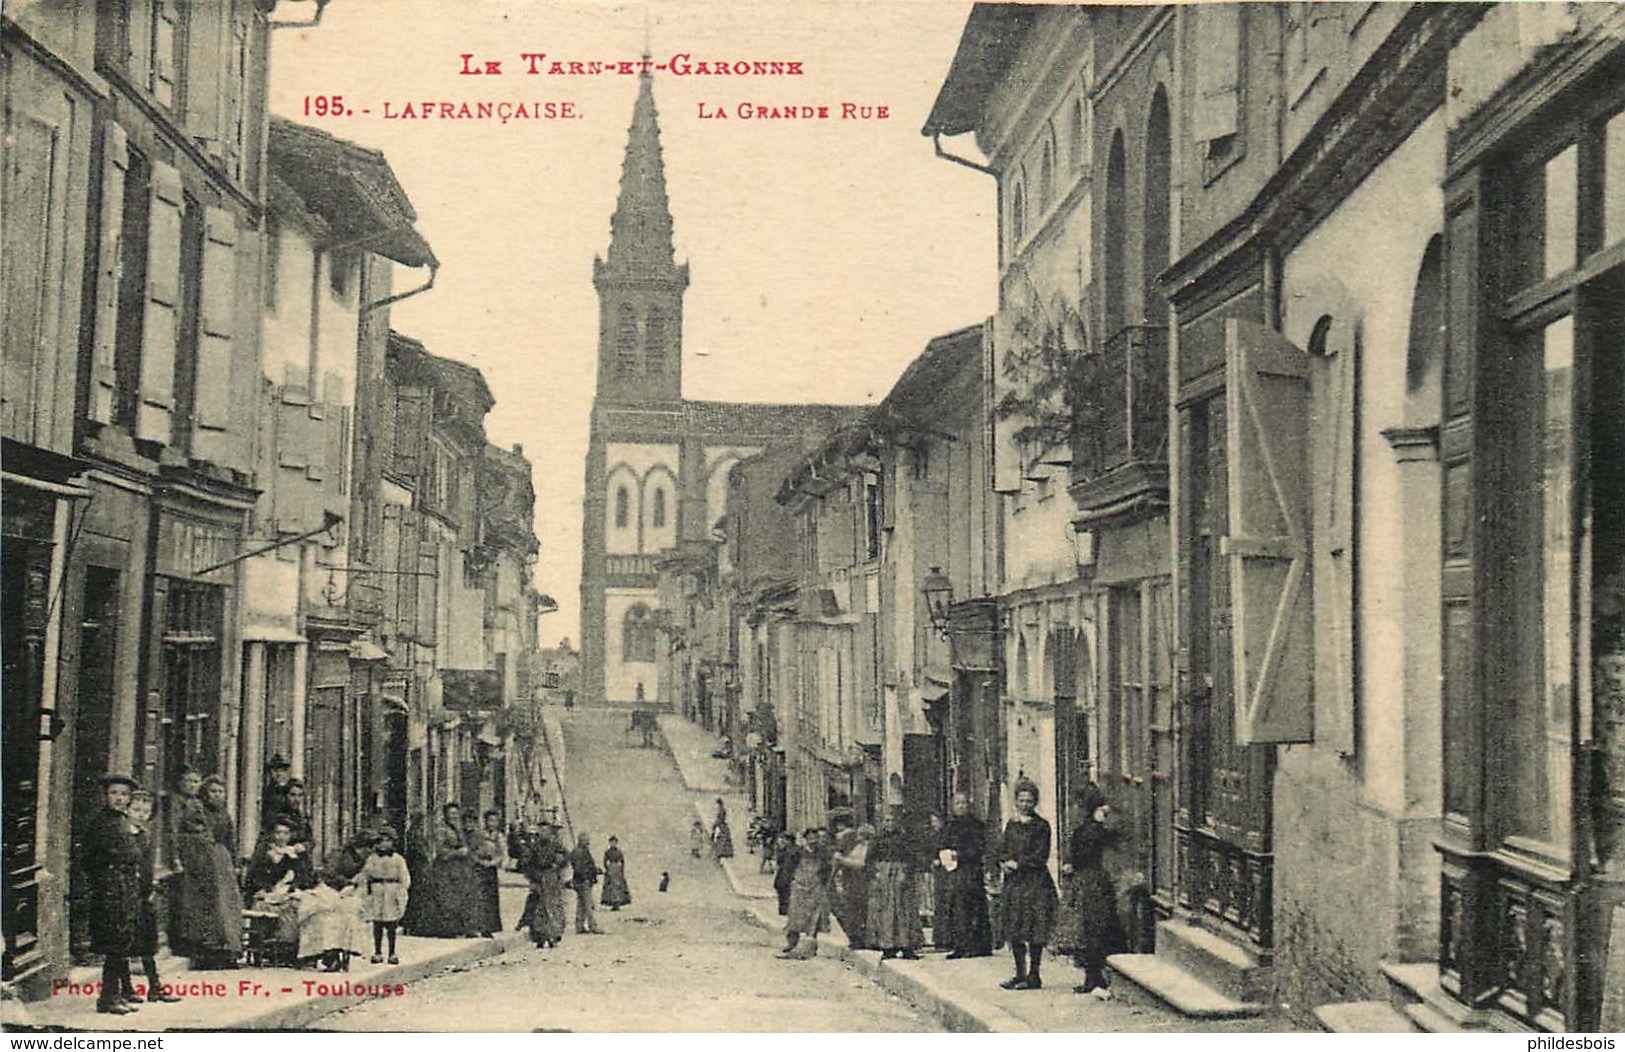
[593,61,688,404]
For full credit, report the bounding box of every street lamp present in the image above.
[922,566,954,640]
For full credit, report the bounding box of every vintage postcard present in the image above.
[3,0,1623,1035]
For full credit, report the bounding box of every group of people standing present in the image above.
[401,803,505,939]
[765,778,1126,999]
[511,822,633,949]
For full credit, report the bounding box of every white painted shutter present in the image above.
[89,123,128,424]
[1311,320,1359,755]
[194,206,236,432]
[137,161,183,445]
[1224,318,1314,744]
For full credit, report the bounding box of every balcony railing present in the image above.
[605,554,659,577]
[1070,325,1169,524]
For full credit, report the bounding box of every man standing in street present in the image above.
[567,832,603,934]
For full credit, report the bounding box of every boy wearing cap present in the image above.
[122,789,182,1004]
[82,774,143,1014]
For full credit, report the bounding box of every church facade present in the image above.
[579,69,857,707]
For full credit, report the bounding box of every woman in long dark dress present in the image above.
[420,803,479,937]
[866,817,923,959]
[401,812,432,933]
[711,798,735,860]
[828,826,870,950]
[84,774,143,1015]
[940,792,993,958]
[1063,787,1128,997]
[469,810,504,937]
[169,770,242,968]
[601,836,632,910]
[997,777,1059,990]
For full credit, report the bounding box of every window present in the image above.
[1193,3,1243,178]
[622,604,657,663]
[862,475,882,561]
[1143,89,1172,321]
[616,304,638,376]
[150,0,180,110]
[1103,132,1127,337]
[1010,176,1027,246]
[264,216,280,311]
[1070,99,1086,170]
[614,485,629,529]
[645,306,666,371]
[652,487,666,528]
[1040,125,1056,210]
[328,250,354,300]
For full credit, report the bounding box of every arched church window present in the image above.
[1070,98,1086,170]
[1040,124,1056,209]
[623,604,657,663]
[614,485,630,529]
[652,487,667,528]
[617,305,638,375]
[646,307,667,371]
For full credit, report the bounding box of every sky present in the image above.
[267,0,998,644]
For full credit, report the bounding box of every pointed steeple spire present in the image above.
[605,59,676,271]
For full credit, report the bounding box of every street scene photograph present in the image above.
[4,0,1625,1036]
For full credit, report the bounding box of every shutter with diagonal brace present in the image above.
[1194,5,1241,143]
[89,124,128,424]
[136,162,183,445]
[1224,318,1313,744]
[193,206,236,459]
[1309,318,1359,756]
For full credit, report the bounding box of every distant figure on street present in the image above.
[601,836,632,910]
[658,871,670,893]
[355,826,411,964]
[567,833,603,934]
[772,833,798,916]
[779,828,830,959]
[520,823,568,948]
[471,810,504,937]
[711,799,735,860]
[690,819,707,859]
[564,690,576,712]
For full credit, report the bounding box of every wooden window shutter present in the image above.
[89,124,129,423]
[194,206,236,433]
[1310,319,1359,755]
[137,161,184,445]
[1,112,58,438]
[185,2,226,151]
[1194,5,1241,143]
[1223,317,1314,744]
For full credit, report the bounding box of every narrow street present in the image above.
[317,708,936,1032]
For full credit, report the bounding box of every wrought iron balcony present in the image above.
[1070,325,1170,526]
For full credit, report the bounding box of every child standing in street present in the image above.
[690,819,706,859]
[123,790,182,1004]
[355,827,411,964]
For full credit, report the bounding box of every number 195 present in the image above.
[303,95,346,117]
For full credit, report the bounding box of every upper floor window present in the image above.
[616,304,638,376]
[1040,125,1057,210]
[652,487,667,528]
[151,0,180,110]
[614,485,630,528]
[622,604,657,663]
[1103,131,1128,337]
[1193,3,1243,179]
[1143,88,1173,321]
[645,306,667,371]
[1070,99,1086,170]
[1011,176,1027,246]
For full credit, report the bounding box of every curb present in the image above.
[241,932,529,1030]
[738,900,1028,1033]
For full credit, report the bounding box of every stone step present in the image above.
[1107,952,1265,1019]
[1313,1000,1421,1033]
[1154,918,1271,1004]
[1404,998,1466,1033]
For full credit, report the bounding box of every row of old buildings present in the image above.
[647,2,1625,1033]
[2,0,548,997]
